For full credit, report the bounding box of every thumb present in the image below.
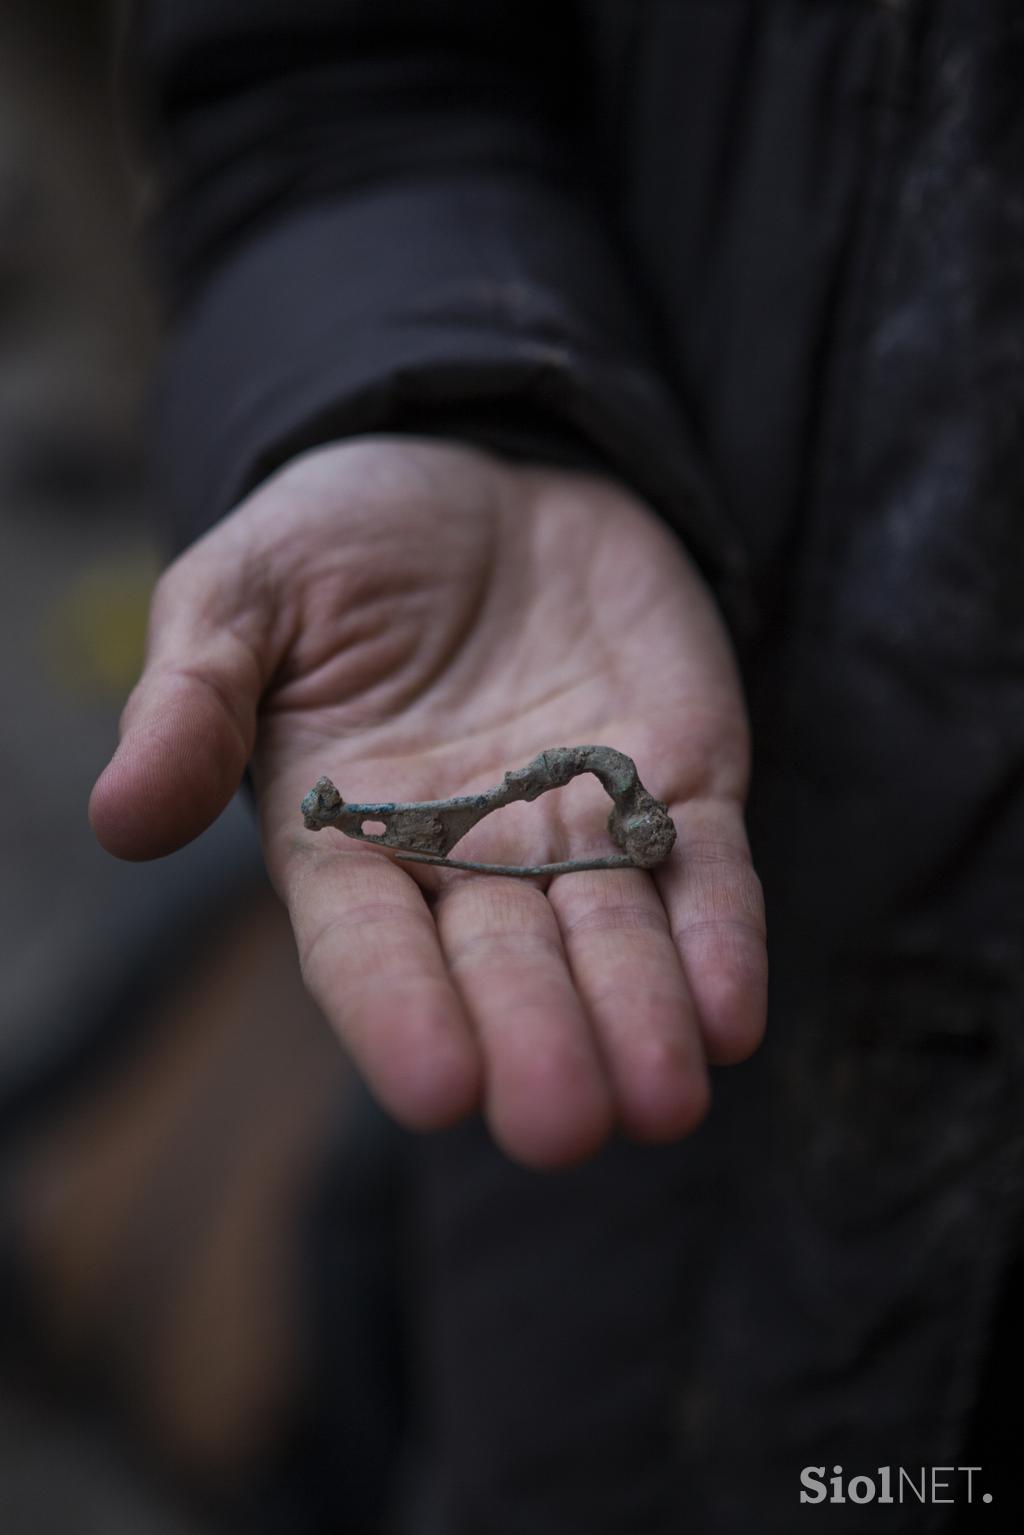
[89,549,277,860]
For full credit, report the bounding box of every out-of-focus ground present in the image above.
[0,6,356,1530]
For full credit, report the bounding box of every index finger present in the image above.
[277,841,483,1128]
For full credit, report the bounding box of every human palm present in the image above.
[91,439,766,1166]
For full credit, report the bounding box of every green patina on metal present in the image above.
[300,745,676,878]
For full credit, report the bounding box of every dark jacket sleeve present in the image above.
[137,0,746,608]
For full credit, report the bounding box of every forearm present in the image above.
[134,0,740,606]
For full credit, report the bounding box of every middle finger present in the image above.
[433,875,614,1167]
[547,868,709,1142]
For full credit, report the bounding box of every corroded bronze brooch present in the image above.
[301,745,676,878]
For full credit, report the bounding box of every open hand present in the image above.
[90,439,766,1167]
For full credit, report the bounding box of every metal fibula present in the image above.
[300,745,676,877]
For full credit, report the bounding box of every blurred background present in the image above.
[0,5,386,1529]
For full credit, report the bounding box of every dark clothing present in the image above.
[138,2,1024,1530]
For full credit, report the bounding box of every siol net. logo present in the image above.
[800,1466,992,1506]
